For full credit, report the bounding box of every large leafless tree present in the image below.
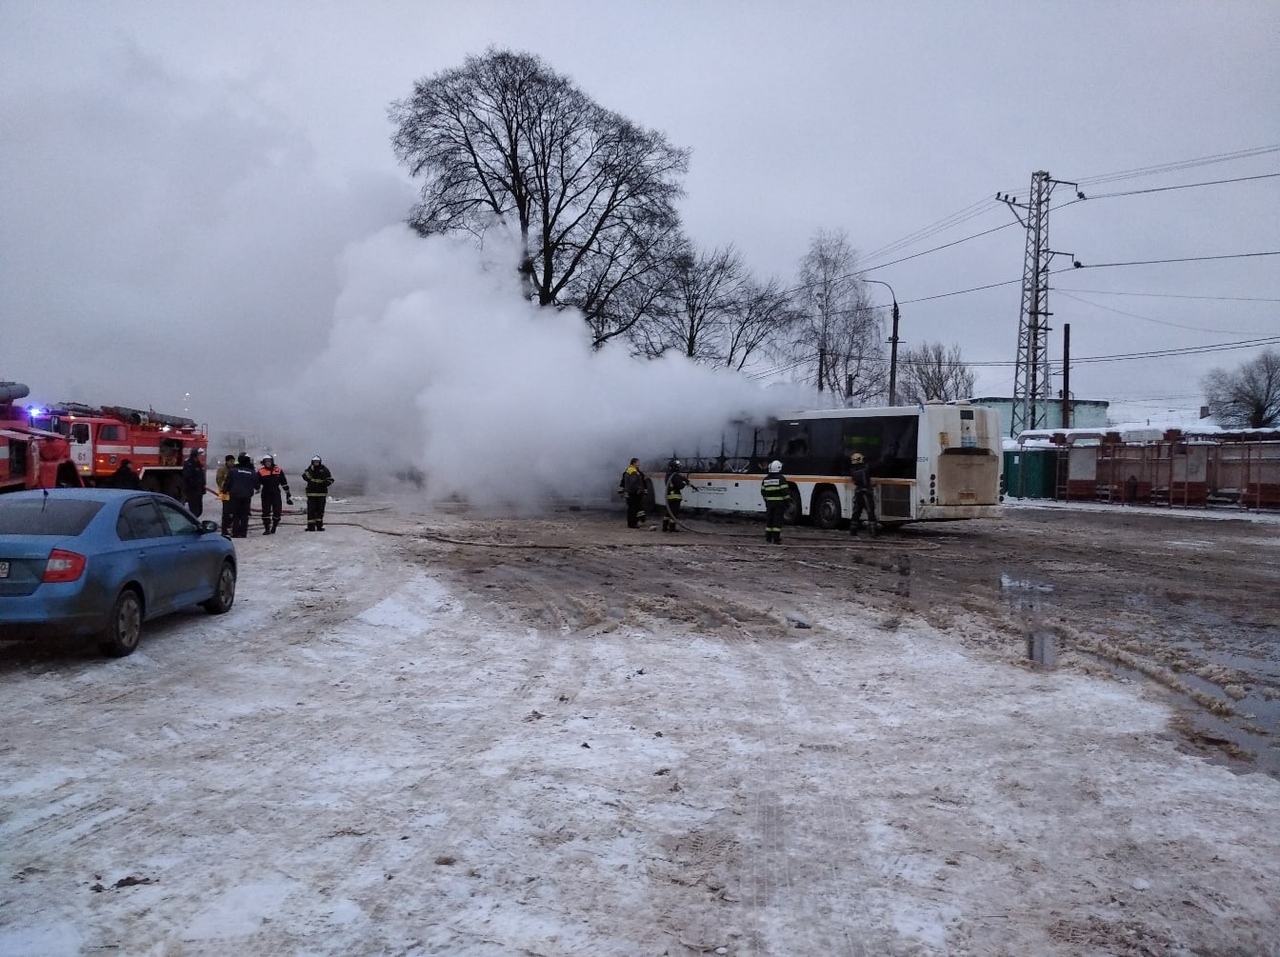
[896,342,977,404]
[1203,348,1280,428]
[389,48,689,346]
[791,230,885,401]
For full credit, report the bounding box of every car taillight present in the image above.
[43,549,87,583]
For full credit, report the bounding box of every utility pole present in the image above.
[1059,321,1070,427]
[1061,322,1071,429]
[998,171,1078,437]
[860,278,900,405]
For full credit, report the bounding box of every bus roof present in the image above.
[776,402,975,421]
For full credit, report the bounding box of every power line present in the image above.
[1082,172,1280,199]
[1054,291,1252,335]
[748,336,1280,378]
[910,150,1277,271]
[1075,145,1280,187]
[863,221,1017,272]
[811,250,1277,310]
[1070,336,1280,365]
[861,198,1003,265]
[900,276,1023,304]
[1054,287,1280,303]
[1076,251,1280,269]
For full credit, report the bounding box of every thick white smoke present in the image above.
[279,226,806,510]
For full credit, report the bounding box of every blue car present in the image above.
[0,488,236,656]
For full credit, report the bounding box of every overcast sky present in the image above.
[2,0,1277,465]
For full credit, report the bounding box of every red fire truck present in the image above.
[28,400,207,499]
[1,382,82,492]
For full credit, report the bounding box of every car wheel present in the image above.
[201,561,236,614]
[812,488,842,529]
[98,589,143,657]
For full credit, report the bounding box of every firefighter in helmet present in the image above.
[223,453,261,539]
[215,454,236,536]
[181,448,206,517]
[760,460,790,544]
[618,458,647,529]
[302,455,334,531]
[662,459,690,533]
[849,452,878,536]
[257,454,293,535]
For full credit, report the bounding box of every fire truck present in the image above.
[1,382,82,492]
[27,399,207,499]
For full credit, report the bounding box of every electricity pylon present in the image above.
[998,171,1078,436]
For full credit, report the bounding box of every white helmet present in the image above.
[769,460,783,472]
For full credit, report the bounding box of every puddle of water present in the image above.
[1095,657,1277,776]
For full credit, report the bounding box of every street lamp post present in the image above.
[861,279,900,405]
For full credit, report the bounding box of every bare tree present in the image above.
[1203,348,1280,428]
[896,342,977,404]
[389,48,689,345]
[631,245,744,360]
[791,230,884,401]
[722,277,800,372]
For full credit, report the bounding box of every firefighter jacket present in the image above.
[665,470,689,502]
[223,462,261,500]
[215,461,235,501]
[257,466,291,502]
[181,456,206,495]
[302,462,334,497]
[850,462,871,490]
[760,470,790,503]
[109,463,141,490]
[620,465,646,499]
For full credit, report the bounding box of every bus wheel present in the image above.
[812,488,842,529]
[783,486,803,525]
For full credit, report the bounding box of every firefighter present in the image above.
[618,458,647,529]
[109,458,141,490]
[662,459,689,533]
[760,459,790,544]
[849,452,878,537]
[257,455,293,535]
[223,453,261,539]
[181,448,206,517]
[302,455,334,531]
[215,454,236,536]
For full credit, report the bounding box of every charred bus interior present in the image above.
[677,415,921,479]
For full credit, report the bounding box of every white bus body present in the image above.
[665,402,1003,528]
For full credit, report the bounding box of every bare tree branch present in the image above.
[390,48,689,341]
[790,229,884,401]
[896,342,977,404]
[1203,348,1280,428]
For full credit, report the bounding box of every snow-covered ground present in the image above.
[1003,495,1280,524]
[2,499,1278,956]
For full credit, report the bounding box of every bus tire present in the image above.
[812,488,842,529]
[783,486,803,525]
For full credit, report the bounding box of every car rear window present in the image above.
[0,498,104,535]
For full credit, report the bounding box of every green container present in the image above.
[1003,449,1058,499]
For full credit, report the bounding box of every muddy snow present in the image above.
[2,498,1278,956]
